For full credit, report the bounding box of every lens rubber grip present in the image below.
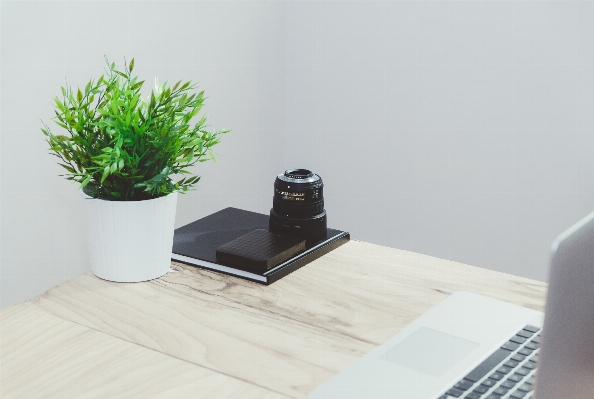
[272,197,324,217]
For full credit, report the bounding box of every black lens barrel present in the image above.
[269,169,327,240]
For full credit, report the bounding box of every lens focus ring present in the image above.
[273,197,324,217]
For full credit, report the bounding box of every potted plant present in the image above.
[41,57,228,282]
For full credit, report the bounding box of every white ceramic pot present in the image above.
[81,192,178,282]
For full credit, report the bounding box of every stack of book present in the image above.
[171,207,350,284]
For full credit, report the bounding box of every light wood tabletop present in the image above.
[0,240,547,399]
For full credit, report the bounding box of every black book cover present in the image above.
[171,207,350,284]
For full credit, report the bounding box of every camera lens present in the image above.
[269,169,327,240]
[285,169,313,179]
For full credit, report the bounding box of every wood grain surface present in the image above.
[1,240,547,398]
[0,303,282,399]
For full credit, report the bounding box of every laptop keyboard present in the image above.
[439,325,541,399]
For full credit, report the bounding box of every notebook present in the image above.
[171,207,350,284]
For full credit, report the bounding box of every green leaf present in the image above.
[81,175,92,187]
[42,57,229,200]
[101,165,110,183]
[54,97,65,110]
[129,93,140,110]
[131,80,144,90]
[59,163,76,173]
[185,149,194,163]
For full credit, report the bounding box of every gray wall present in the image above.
[283,1,594,281]
[1,1,593,308]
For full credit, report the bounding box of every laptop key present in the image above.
[508,373,524,382]
[531,336,540,344]
[523,325,540,333]
[464,393,482,399]
[485,395,502,399]
[516,367,530,376]
[481,379,496,388]
[464,349,510,382]
[488,372,503,381]
[504,359,519,368]
[473,386,489,394]
[517,383,532,392]
[493,386,509,395]
[518,348,533,356]
[510,335,527,344]
[523,362,535,370]
[511,353,526,362]
[517,330,534,338]
[455,380,473,391]
[510,389,528,398]
[524,342,538,350]
[446,388,464,397]
[525,376,535,385]
[496,366,511,374]
[501,379,517,389]
[501,341,520,351]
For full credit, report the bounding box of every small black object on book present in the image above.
[216,229,306,273]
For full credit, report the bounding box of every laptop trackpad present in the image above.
[380,327,479,377]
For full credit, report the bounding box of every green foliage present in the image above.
[41,57,229,201]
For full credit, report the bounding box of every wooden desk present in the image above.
[0,241,547,398]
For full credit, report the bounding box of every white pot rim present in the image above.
[81,191,177,202]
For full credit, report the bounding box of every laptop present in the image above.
[310,211,594,399]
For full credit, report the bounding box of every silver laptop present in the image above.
[310,211,594,399]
